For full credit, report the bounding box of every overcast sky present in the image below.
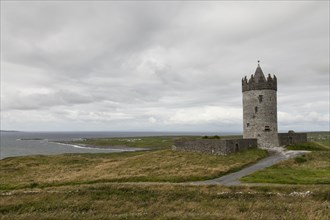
[1,1,329,132]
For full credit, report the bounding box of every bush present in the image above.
[294,156,307,164]
[201,135,221,139]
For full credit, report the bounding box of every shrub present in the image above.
[201,135,220,139]
[294,156,307,164]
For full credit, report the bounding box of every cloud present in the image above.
[1,1,329,131]
[167,106,241,124]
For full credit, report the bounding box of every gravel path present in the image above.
[190,148,310,186]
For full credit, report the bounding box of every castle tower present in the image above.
[242,61,279,148]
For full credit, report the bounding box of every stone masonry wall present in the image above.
[243,89,279,148]
[172,138,257,155]
[278,132,307,146]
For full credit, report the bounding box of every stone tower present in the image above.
[242,62,279,148]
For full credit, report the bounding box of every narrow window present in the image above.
[258,95,263,103]
[255,106,258,113]
[247,123,250,127]
[265,126,271,132]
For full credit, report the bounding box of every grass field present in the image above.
[0,148,267,190]
[241,138,330,184]
[286,141,330,151]
[71,135,243,149]
[1,133,330,219]
[1,184,329,219]
[72,136,179,149]
[307,131,330,147]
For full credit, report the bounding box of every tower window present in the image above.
[265,126,271,132]
[247,123,250,127]
[258,95,263,103]
[255,106,258,113]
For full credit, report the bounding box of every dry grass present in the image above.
[0,149,267,190]
[1,134,330,219]
[1,184,329,219]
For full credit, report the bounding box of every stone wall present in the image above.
[172,138,257,155]
[278,132,307,146]
[243,89,279,148]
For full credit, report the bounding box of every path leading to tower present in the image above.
[190,148,310,186]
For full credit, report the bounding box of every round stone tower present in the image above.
[242,62,279,148]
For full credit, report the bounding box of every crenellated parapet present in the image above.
[242,73,277,92]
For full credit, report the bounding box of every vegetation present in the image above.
[241,137,330,184]
[0,184,329,219]
[202,135,221,139]
[71,135,243,149]
[1,132,330,219]
[0,149,267,190]
[307,131,330,147]
[286,142,330,151]
[72,136,178,149]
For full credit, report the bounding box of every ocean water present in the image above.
[0,131,231,159]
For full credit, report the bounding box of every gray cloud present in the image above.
[1,1,329,132]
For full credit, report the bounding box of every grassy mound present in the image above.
[0,149,267,190]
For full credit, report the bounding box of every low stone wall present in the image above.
[278,132,307,146]
[172,138,257,155]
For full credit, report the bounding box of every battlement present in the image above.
[242,64,277,92]
[242,74,277,92]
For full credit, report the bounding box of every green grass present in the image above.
[0,184,329,220]
[72,136,179,149]
[0,148,267,190]
[241,147,330,184]
[71,135,243,149]
[307,131,330,148]
[286,142,330,151]
[1,133,330,219]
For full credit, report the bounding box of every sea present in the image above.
[0,131,235,159]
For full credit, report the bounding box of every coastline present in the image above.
[51,141,146,152]
[15,138,146,152]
